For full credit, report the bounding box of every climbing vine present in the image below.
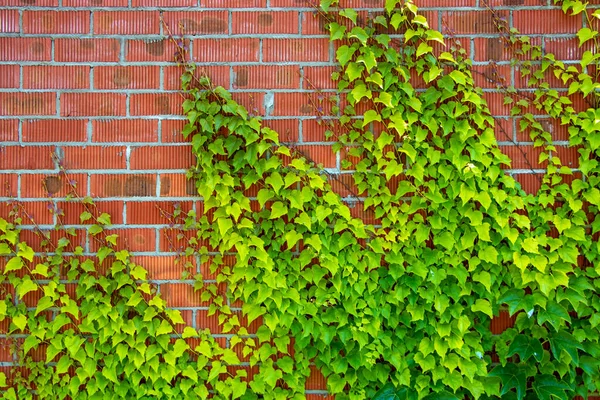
[1,0,600,399]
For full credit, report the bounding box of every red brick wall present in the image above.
[0,0,589,394]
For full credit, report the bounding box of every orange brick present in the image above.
[263,38,329,62]
[94,66,160,89]
[161,119,188,143]
[129,146,194,170]
[160,283,225,307]
[22,119,87,142]
[90,174,157,198]
[303,66,338,90]
[0,38,51,61]
[0,65,19,89]
[264,119,300,143]
[295,145,337,168]
[0,10,19,33]
[23,66,90,89]
[499,145,544,170]
[22,11,89,34]
[90,228,156,252]
[193,38,260,62]
[513,173,544,195]
[442,10,508,35]
[132,0,196,5]
[61,93,126,117]
[127,201,192,225]
[20,173,88,198]
[233,65,300,89]
[133,255,194,280]
[58,201,124,225]
[64,0,127,5]
[203,0,265,6]
[55,38,120,62]
[271,92,332,117]
[159,173,196,197]
[129,93,182,116]
[513,10,581,34]
[93,11,160,35]
[126,39,178,62]
[0,93,56,116]
[92,119,158,143]
[0,120,18,142]
[3,0,57,4]
[63,146,126,170]
[163,65,230,90]
[232,11,298,34]
[161,11,228,35]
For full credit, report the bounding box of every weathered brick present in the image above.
[22,119,87,142]
[55,38,120,62]
[23,66,90,89]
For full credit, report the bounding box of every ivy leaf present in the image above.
[372,383,418,400]
[537,301,571,331]
[269,202,288,220]
[0,372,6,387]
[422,391,460,400]
[363,110,382,127]
[532,375,571,400]
[577,27,598,47]
[489,363,527,400]
[471,299,493,318]
[549,331,583,366]
[16,276,38,299]
[507,334,544,362]
[12,314,27,331]
[4,256,23,273]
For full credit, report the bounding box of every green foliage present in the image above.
[3,0,600,399]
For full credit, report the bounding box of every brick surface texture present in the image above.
[0,0,594,396]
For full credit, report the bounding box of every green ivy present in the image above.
[2,0,600,399]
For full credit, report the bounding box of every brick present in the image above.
[133,255,193,280]
[303,66,338,90]
[161,11,228,36]
[301,11,329,35]
[132,0,196,5]
[473,37,541,62]
[20,173,88,198]
[302,118,338,142]
[305,365,327,390]
[93,11,160,35]
[23,11,89,34]
[130,93,182,116]
[263,38,330,62]
[58,200,124,225]
[23,66,90,90]
[513,10,581,34]
[416,0,476,5]
[3,0,58,5]
[0,38,51,61]
[483,92,512,116]
[127,201,192,224]
[61,93,126,117]
[163,65,230,90]
[161,119,188,143]
[129,145,194,170]
[0,201,53,225]
[193,38,260,62]
[94,66,159,90]
[295,145,337,168]
[494,117,514,143]
[197,310,222,332]
[0,65,19,89]
[0,120,18,142]
[63,146,126,170]
[63,0,127,5]
[515,118,569,142]
[271,92,332,117]
[0,173,18,198]
[484,0,547,5]
[90,174,157,197]
[232,92,265,116]
[513,173,544,194]
[500,145,544,169]
[55,39,120,62]
[159,227,200,252]
[233,65,300,89]
[92,119,158,143]
[0,146,55,170]
[0,93,56,116]
[545,37,588,61]
[264,119,300,143]
[232,11,299,34]
[159,173,196,197]
[159,283,225,307]
[0,10,19,33]
[22,119,87,142]
[90,228,156,252]
[472,64,511,89]
[202,0,266,6]
[126,39,178,62]
[442,10,508,35]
